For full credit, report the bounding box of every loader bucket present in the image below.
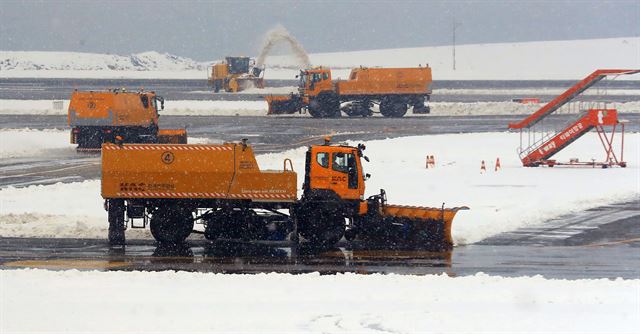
[158,129,187,144]
[265,94,301,115]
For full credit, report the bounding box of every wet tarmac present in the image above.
[1,200,637,279]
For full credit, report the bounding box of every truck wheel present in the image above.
[309,92,341,118]
[108,199,126,246]
[150,206,194,244]
[204,214,223,241]
[320,92,341,118]
[298,204,345,247]
[380,98,408,118]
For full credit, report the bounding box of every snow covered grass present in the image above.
[1,131,638,244]
[266,37,640,81]
[1,269,638,333]
[1,99,639,116]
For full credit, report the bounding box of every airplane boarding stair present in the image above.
[509,69,639,167]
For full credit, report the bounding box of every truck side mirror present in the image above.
[365,173,371,180]
[364,156,369,162]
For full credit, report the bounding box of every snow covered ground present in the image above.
[1,99,639,116]
[266,37,640,81]
[1,130,638,244]
[2,269,637,333]
[2,37,638,80]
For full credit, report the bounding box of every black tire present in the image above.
[108,199,126,246]
[150,206,194,243]
[309,92,341,118]
[298,203,345,247]
[380,97,408,118]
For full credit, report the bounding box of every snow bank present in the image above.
[1,132,638,244]
[0,50,206,79]
[1,269,637,333]
[0,129,73,159]
[2,99,639,116]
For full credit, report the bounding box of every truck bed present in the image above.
[101,143,297,202]
[336,67,432,96]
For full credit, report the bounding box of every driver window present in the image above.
[316,152,329,168]
[332,152,350,173]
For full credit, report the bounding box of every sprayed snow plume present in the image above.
[256,24,311,69]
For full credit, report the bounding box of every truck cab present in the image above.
[303,141,367,202]
[299,67,333,98]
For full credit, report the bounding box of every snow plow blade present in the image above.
[157,129,187,144]
[266,94,301,115]
[382,204,467,251]
[354,191,468,252]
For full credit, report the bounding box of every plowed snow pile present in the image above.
[1,131,638,244]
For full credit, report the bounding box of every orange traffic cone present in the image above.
[495,157,501,171]
[480,160,486,173]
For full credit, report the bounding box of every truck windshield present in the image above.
[227,57,250,74]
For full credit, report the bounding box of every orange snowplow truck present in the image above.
[266,66,432,118]
[102,138,466,250]
[68,89,187,150]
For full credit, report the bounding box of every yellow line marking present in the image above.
[584,237,640,247]
[2,259,128,270]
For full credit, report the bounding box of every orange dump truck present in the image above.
[102,138,466,250]
[68,89,187,150]
[266,66,432,118]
